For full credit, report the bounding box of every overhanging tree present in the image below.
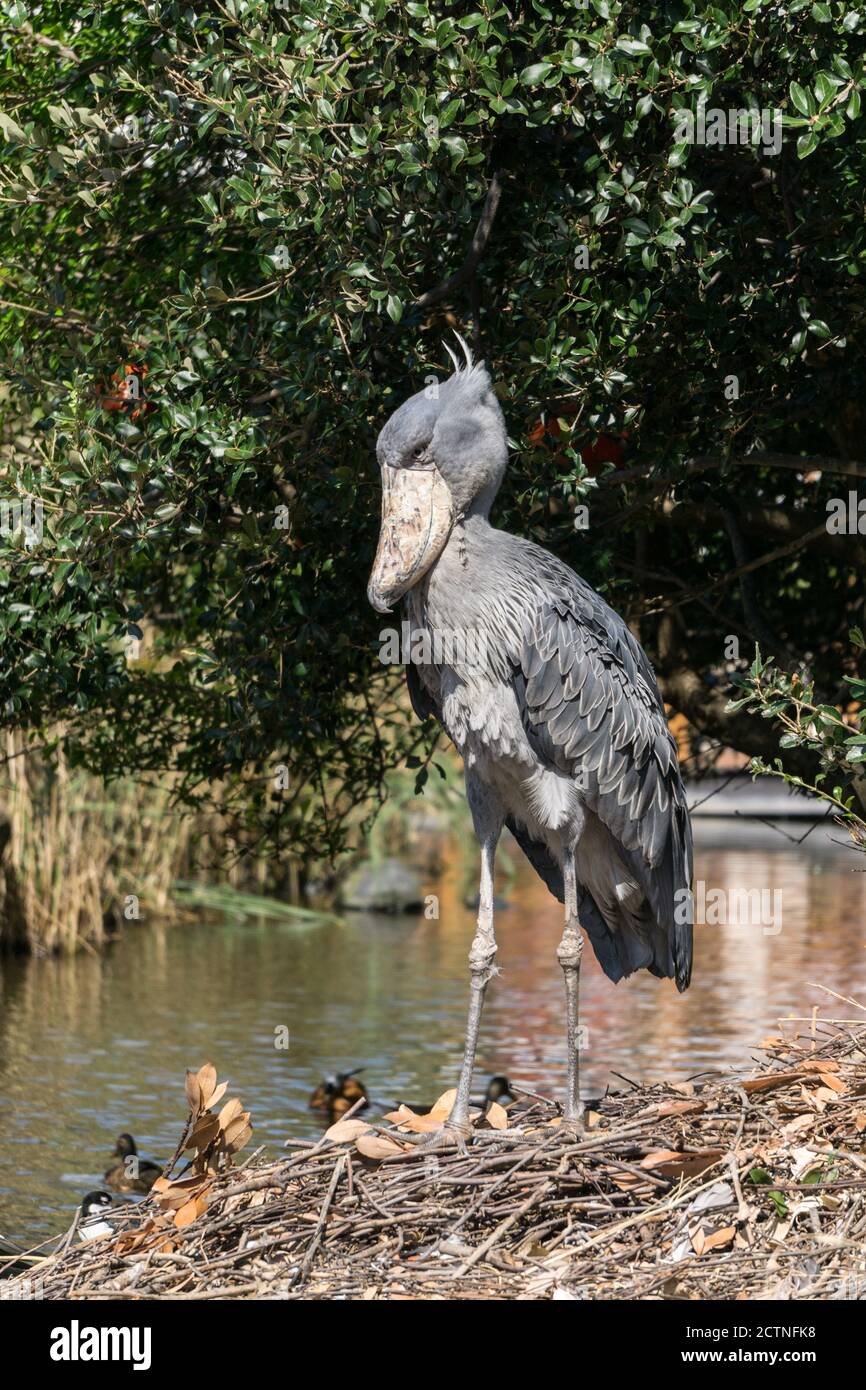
[0,0,864,865]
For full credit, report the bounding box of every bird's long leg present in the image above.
[445,813,502,1138]
[558,846,585,1133]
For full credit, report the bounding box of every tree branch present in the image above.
[639,520,829,618]
[599,451,866,492]
[414,172,503,309]
[658,662,819,782]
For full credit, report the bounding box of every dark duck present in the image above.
[104,1133,162,1194]
[308,1069,369,1121]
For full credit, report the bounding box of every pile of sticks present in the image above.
[5,1016,865,1301]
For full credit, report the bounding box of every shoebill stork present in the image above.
[367,339,693,1137]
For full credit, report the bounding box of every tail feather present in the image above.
[504,814,692,991]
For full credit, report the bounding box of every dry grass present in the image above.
[0,731,197,953]
[6,1016,866,1301]
[0,729,314,954]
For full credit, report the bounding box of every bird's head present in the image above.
[113,1133,136,1158]
[81,1191,113,1216]
[367,336,507,614]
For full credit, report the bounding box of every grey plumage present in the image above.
[370,339,694,1134]
[406,530,693,991]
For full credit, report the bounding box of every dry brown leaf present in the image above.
[655,1099,707,1118]
[671,1082,695,1097]
[382,1104,443,1133]
[114,1217,175,1257]
[586,1109,602,1129]
[224,1111,252,1144]
[817,1071,846,1094]
[218,1097,244,1129]
[801,1059,840,1073]
[485,1101,508,1131]
[185,1069,202,1114]
[853,1111,866,1133]
[155,1175,210,1210]
[325,1118,373,1143]
[224,1122,253,1154]
[642,1149,724,1180]
[174,1199,200,1229]
[196,1062,218,1103]
[741,1069,805,1095]
[355,1133,409,1161]
[609,1171,645,1192]
[781,1113,816,1138]
[185,1113,220,1152]
[695,1223,733,1256]
[205,1080,229,1112]
[429,1089,457,1124]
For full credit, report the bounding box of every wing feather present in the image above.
[515,590,693,991]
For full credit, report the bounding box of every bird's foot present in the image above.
[557,1105,585,1140]
[559,1118,585,1140]
[393,1115,473,1156]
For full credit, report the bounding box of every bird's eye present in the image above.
[412,444,426,459]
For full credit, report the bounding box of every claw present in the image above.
[390,1117,472,1156]
[560,1115,585,1140]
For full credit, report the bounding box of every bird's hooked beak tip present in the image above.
[367,586,394,615]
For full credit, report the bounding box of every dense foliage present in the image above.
[732,635,866,850]
[1,0,865,861]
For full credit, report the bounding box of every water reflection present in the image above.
[0,820,863,1243]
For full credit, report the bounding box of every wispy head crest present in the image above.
[441,331,484,386]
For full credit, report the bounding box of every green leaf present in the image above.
[520,62,553,85]
[591,55,613,93]
[0,111,27,142]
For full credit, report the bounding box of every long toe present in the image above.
[396,1121,470,1155]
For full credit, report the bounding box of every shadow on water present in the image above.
[1,819,864,1242]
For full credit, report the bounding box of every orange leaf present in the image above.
[817,1072,847,1095]
[174,1199,199,1228]
[642,1149,724,1180]
[389,1106,445,1134]
[429,1090,457,1124]
[694,1224,736,1255]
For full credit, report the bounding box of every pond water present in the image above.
[1,818,864,1245]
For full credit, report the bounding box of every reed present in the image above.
[0,731,196,954]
